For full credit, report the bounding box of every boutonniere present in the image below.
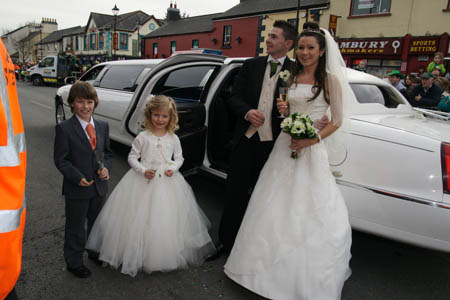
[279,70,290,82]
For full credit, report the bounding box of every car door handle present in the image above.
[178,109,193,115]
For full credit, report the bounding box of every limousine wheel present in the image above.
[55,103,65,124]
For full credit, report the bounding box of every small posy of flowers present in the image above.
[280,112,317,158]
[279,70,290,83]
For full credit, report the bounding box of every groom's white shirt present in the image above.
[245,55,287,141]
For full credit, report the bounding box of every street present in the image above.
[16,81,450,300]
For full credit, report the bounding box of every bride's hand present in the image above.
[276,98,289,116]
[290,137,317,152]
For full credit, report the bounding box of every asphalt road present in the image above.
[15,81,450,300]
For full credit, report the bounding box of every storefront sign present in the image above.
[329,15,338,37]
[408,37,439,54]
[338,38,402,55]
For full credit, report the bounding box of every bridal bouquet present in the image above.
[280,112,317,158]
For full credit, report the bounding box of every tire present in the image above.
[32,76,43,86]
[55,102,66,124]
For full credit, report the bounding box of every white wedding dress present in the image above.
[224,84,352,300]
[86,131,215,277]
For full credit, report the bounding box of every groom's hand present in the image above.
[246,109,265,127]
[314,115,329,130]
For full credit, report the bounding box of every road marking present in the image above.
[31,100,52,110]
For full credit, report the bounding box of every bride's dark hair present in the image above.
[290,22,329,104]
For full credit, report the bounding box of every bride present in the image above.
[224,22,352,300]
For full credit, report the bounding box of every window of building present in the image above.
[83,35,87,50]
[222,25,232,47]
[119,33,128,50]
[287,18,299,30]
[90,33,97,50]
[192,39,199,49]
[153,43,158,58]
[170,41,176,54]
[75,36,79,51]
[350,0,391,16]
[99,33,104,50]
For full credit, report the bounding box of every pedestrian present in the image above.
[388,70,409,99]
[53,81,113,279]
[86,95,216,277]
[0,38,27,300]
[224,22,352,300]
[427,52,446,76]
[354,59,367,72]
[217,20,298,255]
[435,77,450,112]
[409,72,442,108]
[431,67,441,79]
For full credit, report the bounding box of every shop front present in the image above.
[337,32,449,78]
[337,37,403,78]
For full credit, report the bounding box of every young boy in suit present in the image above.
[54,81,113,278]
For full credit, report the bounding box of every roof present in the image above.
[20,31,40,43]
[215,0,329,20]
[144,13,222,38]
[40,26,83,44]
[1,24,28,38]
[87,10,154,32]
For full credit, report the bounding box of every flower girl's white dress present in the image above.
[87,130,215,277]
[224,85,352,300]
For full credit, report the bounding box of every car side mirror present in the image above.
[64,76,76,85]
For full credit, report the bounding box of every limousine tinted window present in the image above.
[152,66,217,102]
[350,83,402,108]
[99,65,146,91]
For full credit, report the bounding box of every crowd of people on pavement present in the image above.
[356,52,450,112]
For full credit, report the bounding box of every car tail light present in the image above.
[442,142,450,194]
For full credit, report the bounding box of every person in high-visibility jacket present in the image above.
[0,39,27,300]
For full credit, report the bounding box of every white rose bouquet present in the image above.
[280,112,317,158]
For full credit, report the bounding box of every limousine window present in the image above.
[99,65,146,91]
[152,65,218,102]
[350,83,402,108]
[82,65,105,85]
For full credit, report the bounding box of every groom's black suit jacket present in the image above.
[228,55,293,148]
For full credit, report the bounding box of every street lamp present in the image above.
[112,4,119,59]
[296,0,301,34]
[136,19,141,58]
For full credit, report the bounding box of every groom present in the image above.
[218,20,298,253]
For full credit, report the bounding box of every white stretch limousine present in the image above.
[55,54,450,253]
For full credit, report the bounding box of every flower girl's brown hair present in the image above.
[144,95,179,133]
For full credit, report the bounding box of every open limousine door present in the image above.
[124,54,226,173]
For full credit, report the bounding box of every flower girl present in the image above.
[86,95,216,277]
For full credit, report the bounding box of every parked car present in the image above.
[55,53,450,253]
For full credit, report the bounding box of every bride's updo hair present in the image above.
[290,22,329,104]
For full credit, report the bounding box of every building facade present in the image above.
[319,0,450,76]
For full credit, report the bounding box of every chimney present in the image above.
[167,2,181,22]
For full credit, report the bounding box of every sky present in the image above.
[1,0,240,33]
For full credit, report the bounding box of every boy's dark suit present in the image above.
[54,115,112,269]
[219,56,293,251]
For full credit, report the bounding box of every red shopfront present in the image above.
[337,37,403,78]
[405,34,449,76]
[337,33,449,78]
